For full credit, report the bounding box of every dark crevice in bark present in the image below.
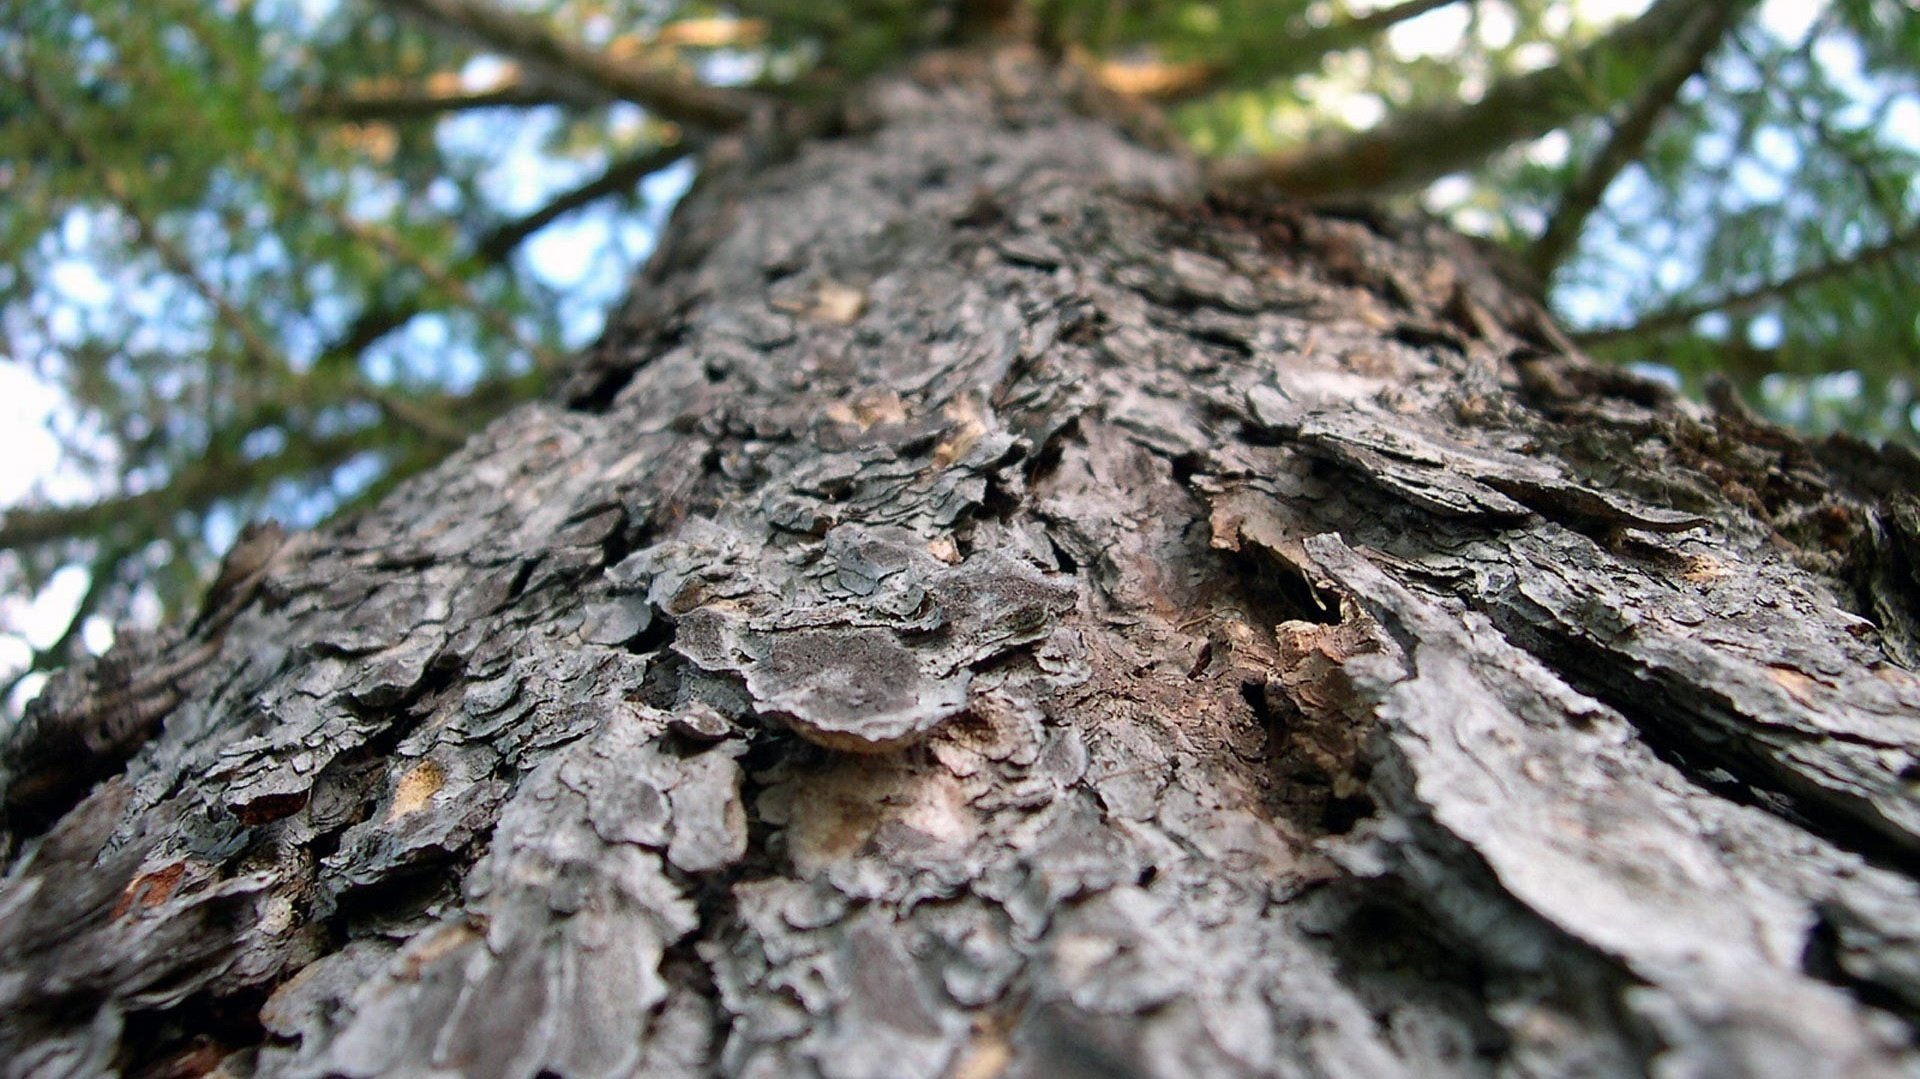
[1390,320,1468,354]
[1021,414,1081,488]
[2,631,210,844]
[498,556,541,609]
[1833,497,1920,668]
[1801,909,1920,1029]
[631,649,698,716]
[120,985,270,1079]
[1184,323,1257,358]
[1221,545,1342,628]
[323,861,464,940]
[565,350,648,412]
[4,741,141,843]
[1314,890,1514,1064]
[1317,781,1376,836]
[627,614,680,662]
[1492,612,1920,876]
[1237,679,1375,835]
[1307,843,1669,1077]
[1042,532,1079,575]
[978,471,1024,523]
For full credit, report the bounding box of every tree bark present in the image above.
[5,48,1920,1078]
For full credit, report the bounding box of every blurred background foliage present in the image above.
[1,0,1916,709]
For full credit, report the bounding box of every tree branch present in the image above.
[376,0,761,129]
[253,155,561,376]
[1692,337,1888,383]
[1212,0,1755,198]
[1101,0,1464,104]
[474,139,696,262]
[1575,227,1920,345]
[2,539,131,696]
[0,431,384,554]
[24,70,286,378]
[300,81,583,121]
[25,63,479,452]
[301,14,770,122]
[324,138,694,368]
[0,354,556,559]
[1741,15,1909,231]
[1525,1,1743,283]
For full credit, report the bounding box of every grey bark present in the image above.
[5,48,1920,1078]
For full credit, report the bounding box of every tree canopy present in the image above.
[2,0,1917,708]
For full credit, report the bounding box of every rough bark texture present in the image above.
[6,49,1920,1078]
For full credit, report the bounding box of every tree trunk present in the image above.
[6,49,1920,1078]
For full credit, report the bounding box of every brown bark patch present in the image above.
[113,861,188,918]
[384,759,446,823]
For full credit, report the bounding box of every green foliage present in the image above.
[2,0,1917,707]
[1459,3,1919,439]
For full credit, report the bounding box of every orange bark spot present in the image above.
[1766,666,1822,706]
[950,1014,1015,1079]
[933,396,987,467]
[812,281,866,324]
[1683,555,1731,583]
[386,759,446,823]
[402,921,481,981]
[113,861,187,919]
[827,390,908,432]
[927,536,962,564]
[1094,56,1217,98]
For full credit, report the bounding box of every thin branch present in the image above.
[300,81,583,121]
[3,539,131,695]
[25,72,284,377]
[323,138,695,369]
[1740,14,1908,231]
[253,154,560,373]
[1575,227,1920,345]
[0,356,556,558]
[1101,0,1464,104]
[300,15,770,122]
[1691,337,1895,383]
[474,139,695,262]
[1526,1,1743,283]
[0,430,385,553]
[376,0,761,129]
[25,66,472,450]
[1213,0,1755,198]
[365,387,474,447]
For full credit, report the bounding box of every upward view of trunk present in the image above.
[6,48,1920,1078]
